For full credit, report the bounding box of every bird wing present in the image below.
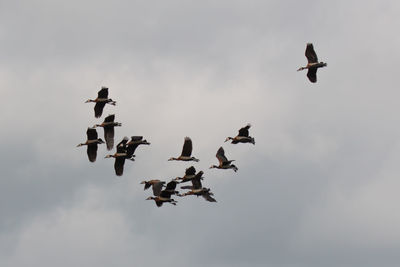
[130,136,143,142]
[86,128,98,140]
[202,192,217,202]
[87,144,97,162]
[305,43,318,63]
[181,137,193,157]
[152,181,164,196]
[114,157,125,176]
[116,137,128,149]
[126,143,139,157]
[94,102,106,118]
[216,147,228,165]
[165,180,177,191]
[185,166,196,176]
[307,68,317,83]
[192,172,203,189]
[238,124,251,137]
[104,114,115,123]
[97,87,109,98]
[160,190,172,199]
[104,127,115,150]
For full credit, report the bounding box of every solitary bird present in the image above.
[168,137,199,162]
[77,128,104,162]
[126,136,150,158]
[85,87,116,118]
[297,43,327,83]
[225,124,255,144]
[210,147,238,172]
[105,137,133,176]
[180,172,216,202]
[146,183,178,207]
[93,114,122,150]
[140,179,165,196]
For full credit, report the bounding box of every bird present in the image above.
[175,166,200,183]
[93,114,122,150]
[168,137,199,162]
[225,124,255,144]
[104,137,133,176]
[297,43,327,83]
[85,87,116,118]
[126,136,150,158]
[77,127,104,162]
[180,172,216,202]
[210,147,238,172]
[140,179,165,196]
[146,183,178,207]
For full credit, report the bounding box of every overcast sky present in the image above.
[1,0,400,266]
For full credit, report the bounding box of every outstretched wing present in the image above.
[216,147,228,165]
[181,137,193,157]
[114,157,125,176]
[152,181,164,196]
[87,144,97,162]
[305,43,318,64]
[307,68,317,83]
[202,192,217,202]
[185,166,196,176]
[104,127,115,150]
[191,171,203,189]
[238,124,251,137]
[98,87,109,98]
[86,128,98,140]
[104,114,115,123]
[94,102,106,118]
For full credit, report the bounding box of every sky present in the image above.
[1,0,400,266]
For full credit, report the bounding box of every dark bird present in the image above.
[225,124,255,144]
[297,43,327,83]
[210,147,238,172]
[163,180,180,196]
[104,137,133,176]
[85,87,116,118]
[126,136,150,158]
[77,127,104,162]
[140,179,165,196]
[180,172,216,202]
[93,114,122,150]
[168,137,199,162]
[175,166,200,183]
[146,182,178,207]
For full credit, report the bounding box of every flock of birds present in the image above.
[77,43,327,207]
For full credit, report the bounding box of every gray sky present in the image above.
[1,0,400,266]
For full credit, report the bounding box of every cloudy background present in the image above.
[1,0,400,266]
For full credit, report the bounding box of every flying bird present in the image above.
[85,87,116,118]
[175,166,199,183]
[76,128,104,162]
[104,137,133,176]
[126,136,150,158]
[140,179,165,196]
[180,172,216,202]
[225,124,255,144]
[146,181,178,207]
[93,114,122,150]
[297,43,327,83]
[168,137,199,162]
[210,147,238,172]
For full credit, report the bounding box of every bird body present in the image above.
[297,43,327,83]
[180,171,216,202]
[126,136,150,158]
